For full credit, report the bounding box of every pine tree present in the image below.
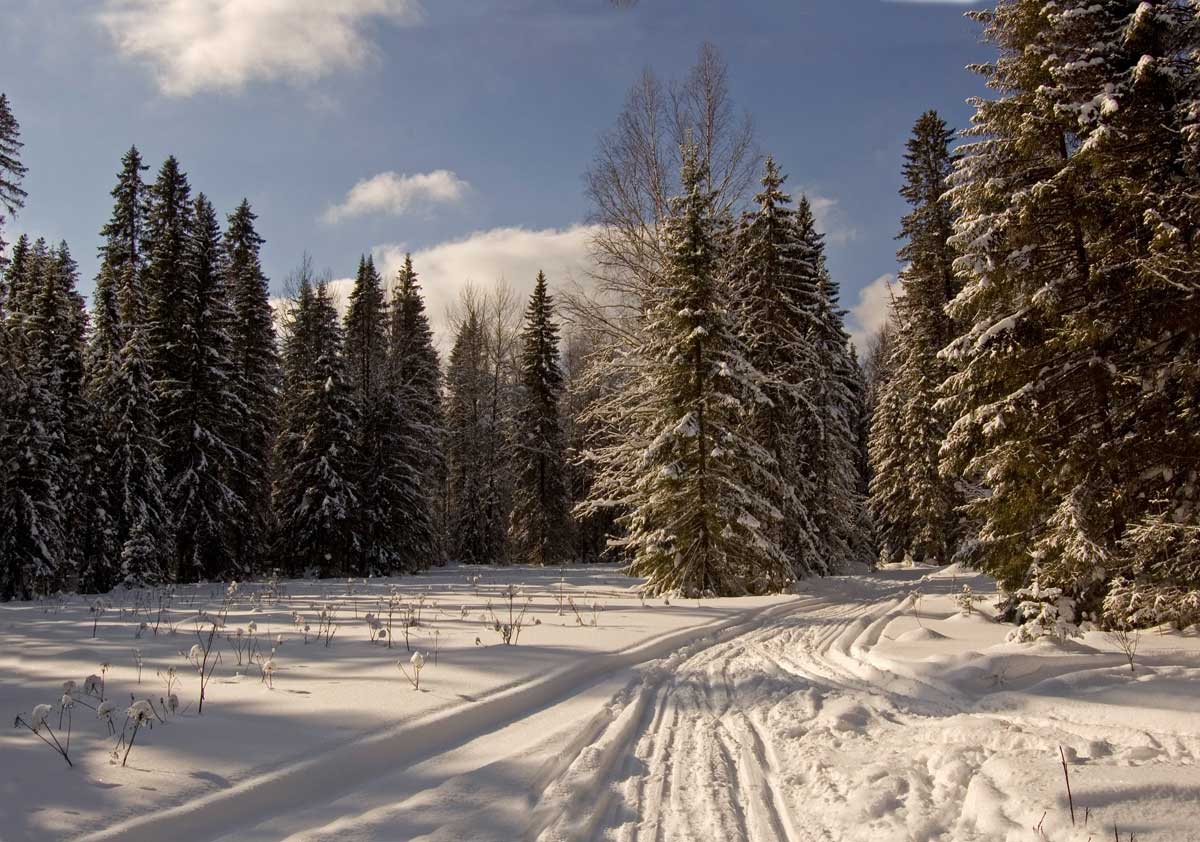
[144,156,193,392]
[509,271,572,565]
[0,93,28,269]
[386,254,443,568]
[944,0,1200,619]
[273,279,359,576]
[728,158,823,577]
[445,308,498,564]
[795,198,871,572]
[344,255,419,575]
[162,195,242,581]
[0,244,69,597]
[583,145,792,597]
[869,111,965,567]
[82,147,152,591]
[2,234,33,327]
[224,200,278,574]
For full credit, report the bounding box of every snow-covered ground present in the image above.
[3,565,1198,842]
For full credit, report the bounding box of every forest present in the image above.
[1,1,1199,645]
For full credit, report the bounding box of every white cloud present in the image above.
[803,191,858,246]
[322,170,470,224]
[847,272,903,356]
[97,0,424,96]
[310,224,600,348]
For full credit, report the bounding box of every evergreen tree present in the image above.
[729,158,823,577]
[445,308,501,564]
[224,200,278,574]
[2,234,33,327]
[144,156,193,392]
[82,147,152,591]
[869,111,964,566]
[386,254,443,568]
[273,279,359,576]
[944,0,1200,620]
[0,93,28,269]
[0,244,69,597]
[584,145,792,597]
[509,271,572,565]
[344,255,420,575]
[796,198,871,572]
[162,195,242,581]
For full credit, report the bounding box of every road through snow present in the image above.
[52,567,1200,841]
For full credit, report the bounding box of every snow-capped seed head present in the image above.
[84,675,102,696]
[410,652,425,671]
[188,644,204,662]
[167,694,179,713]
[127,700,154,723]
[29,704,52,731]
[97,700,117,721]
[62,679,77,694]
[263,660,275,674]
[247,622,257,633]
[60,693,75,708]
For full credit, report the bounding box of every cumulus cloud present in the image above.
[322,170,469,224]
[97,0,424,96]
[311,224,600,348]
[847,273,903,356]
[803,191,858,246]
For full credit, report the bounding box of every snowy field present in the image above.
[3,565,1199,842]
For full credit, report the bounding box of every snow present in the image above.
[3,564,1198,841]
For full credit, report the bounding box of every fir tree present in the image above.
[445,308,500,564]
[345,255,420,575]
[162,195,242,581]
[144,155,193,392]
[0,93,28,269]
[728,158,823,577]
[943,0,1200,618]
[386,254,443,568]
[795,198,871,572]
[509,271,572,565]
[869,111,964,566]
[224,200,278,574]
[273,279,359,576]
[584,145,792,597]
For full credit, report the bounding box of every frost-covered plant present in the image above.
[1106,627,1140,675]
[14,703,72,766]
[260,651,277,689]
[84,672,104,701]
[132,649,144,684]
[1103,577,1200,631]
[956,585,984,616]
[90,598,110,638]
[1007,585,1081,643]
[114,700,155,767]
[485,586,531,644]
[97,699,118,735]
[188,619,223,714]
[398,651,425,690]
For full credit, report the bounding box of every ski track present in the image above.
[73,572,1200,842]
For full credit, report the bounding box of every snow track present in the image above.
[65,570,1200,842]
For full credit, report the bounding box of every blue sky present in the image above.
[0,0,987,345]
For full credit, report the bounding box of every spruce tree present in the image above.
[83,147,152,591]
[163,195,242,581]
[0,93,28,269]
[869,111,964,566]
[273,279,359,576]
[729,158,823,577]
[144,156,193,392]
[386,254,443,568]
[509,271,572,565]
[795,198,871,572]
[345,255,420,575]
[584,145,792,597]
[944,0,1200,620]
[224,200,278,574]
[445,308,499,564]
